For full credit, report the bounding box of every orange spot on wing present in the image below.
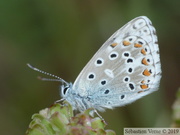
[140,84,149,89]
[141,80,145,84]
[110,43,118,48]
[123,41,131,46]
[142,58,149,65]
[141,49,146,55]
[134,43,142,48]
[143,69,151,76]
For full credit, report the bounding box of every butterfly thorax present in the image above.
[61,83,93,112]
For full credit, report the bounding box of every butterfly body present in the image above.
[60,16,161,112]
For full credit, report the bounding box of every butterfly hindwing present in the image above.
[72,16,161,110]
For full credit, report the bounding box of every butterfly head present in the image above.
[60,82,88,111]
[60,82,73,98]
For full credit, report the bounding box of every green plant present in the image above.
[26,101,116,135]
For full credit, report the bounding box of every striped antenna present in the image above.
[27,63,69,85]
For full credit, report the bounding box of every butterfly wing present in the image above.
[72,16,161,110]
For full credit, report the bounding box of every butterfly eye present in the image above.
[63,86,69,95]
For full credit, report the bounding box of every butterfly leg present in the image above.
[93,109,107,125]
[54,98,65,104]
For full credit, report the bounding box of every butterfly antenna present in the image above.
[27,63,69,85]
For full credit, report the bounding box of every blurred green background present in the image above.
[0,0,179,134]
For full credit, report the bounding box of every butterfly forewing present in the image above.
[72,16,161,110]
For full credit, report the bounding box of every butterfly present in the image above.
[28,16,161,114]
